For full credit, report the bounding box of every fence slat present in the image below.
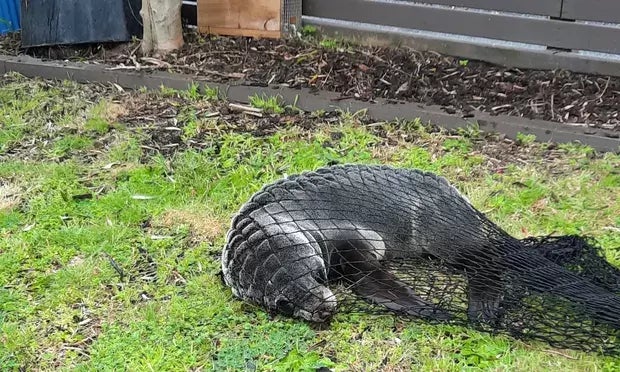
[303,0,620,54]
[561,0,620,23]
[408,1,561,17]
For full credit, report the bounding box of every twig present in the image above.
[228,103,263,113]
[321,66,333,89]
[550,94,555,120]
[544,349,577,360]
[105,64,245,79]
[105,253,125,281]
[596,77,610,100]
[492,104,512,111]
[106,65,157,71]
[360,49,386,63]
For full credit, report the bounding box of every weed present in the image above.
[319,39,339,49]
[203,85,219,101]
[159,84,180,97]
[301,25,318,38]
[249,94,285,114]
[285,95,303,114]
[516,132,537,146]
[85,117,111,135]
[457,122,482,139]
[311,109,327,118]
[265,348,335,371]
[183,82,218,101]
[185,82,202,101]
[442,137,472,152]
[50,134,94,158]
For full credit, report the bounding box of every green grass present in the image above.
[1,73,619,371]
[249,94,286,114]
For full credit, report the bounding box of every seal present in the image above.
[221,164,620,328]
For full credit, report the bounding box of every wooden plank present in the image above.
[206,27,281,39]
[303,0,620,54]
[562,0,620,23]
[197,0,281,38]
[411,0,561,17]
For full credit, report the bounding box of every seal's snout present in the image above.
[304,305,336,323]
[319,310,332,319]
[290,285,338,323]
[317,310,335,322]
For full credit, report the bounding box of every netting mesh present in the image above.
[221,164,620,355]
[281,0,302,36]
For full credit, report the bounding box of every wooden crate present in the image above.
[198,0,285,38]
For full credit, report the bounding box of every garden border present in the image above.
[304,16,620,80]
[1,54,618,153]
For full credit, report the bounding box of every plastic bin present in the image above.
[0,0,20,34]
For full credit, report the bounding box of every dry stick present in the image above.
[228,103,262,113]
[596,77,611,101]
[321,66,333,89]
[105,253,125,281]
[544,349,578,360]
[105,64,245,79]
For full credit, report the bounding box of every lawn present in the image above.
[0,72,619,371]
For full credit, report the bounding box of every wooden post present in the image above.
[197,0,282,39]
[141,0,185,56]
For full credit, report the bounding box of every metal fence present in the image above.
[301,0,620,76]
[183,0,620,76]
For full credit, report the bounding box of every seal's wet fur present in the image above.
[221,165,620,337]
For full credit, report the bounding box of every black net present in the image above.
[221,164,620,355]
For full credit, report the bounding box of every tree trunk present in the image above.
[140,0,184,56]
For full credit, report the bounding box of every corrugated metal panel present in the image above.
[0,0,21,34]
[21,0,142,47]
[303,0,620,55]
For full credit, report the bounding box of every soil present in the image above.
[0,72,594,180]
[115,91,577,173]
[1,30,619,132]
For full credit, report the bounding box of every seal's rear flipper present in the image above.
[332,246,452,321]
[467,271,503,325]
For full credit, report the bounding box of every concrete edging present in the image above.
[1,54,618,153]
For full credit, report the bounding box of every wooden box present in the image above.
[197,0,301,39]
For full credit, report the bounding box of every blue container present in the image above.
[0,0,20,34]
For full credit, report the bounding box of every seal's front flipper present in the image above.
[332,247,452,321]
[353,263,453,320]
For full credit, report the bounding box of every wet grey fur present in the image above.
[221,164,620,327]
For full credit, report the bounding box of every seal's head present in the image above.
[270,274,338,323]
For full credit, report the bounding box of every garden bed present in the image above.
[2,30,620,134]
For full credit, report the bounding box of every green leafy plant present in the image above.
[516,132,537,146]
[249,94,285,114]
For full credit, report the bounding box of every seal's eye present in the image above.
[276,298,295,316]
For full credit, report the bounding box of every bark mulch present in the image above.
[1,30,619,133]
